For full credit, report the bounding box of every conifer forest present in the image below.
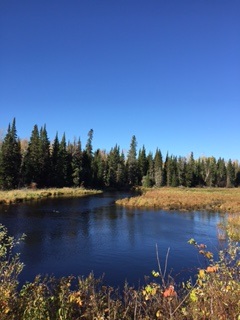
[0,118,239,190]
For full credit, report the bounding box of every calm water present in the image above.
[0,192,225,288]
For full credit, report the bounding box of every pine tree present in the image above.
[0,118,21,189]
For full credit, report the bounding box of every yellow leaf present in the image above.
[199,269,205,279]
[156,309,162,318]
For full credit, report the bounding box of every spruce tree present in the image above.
[127,135,138,186]
[92,149,105,188]
[81,129,94,187]
[185,152,195,187]
[21,124,41,187]
[226,159,235,187]
[138,145,148,183]
[50,133,60,187]
[38,125,51,187]
[58,133,69,187]
[71,138,82,187]
[0,118,21,189]
[216,158,227,187]
[154,148,163,187]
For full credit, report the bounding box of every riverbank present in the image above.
[116,187,240,240]
[116,187,240,213]
[0,187,103,205]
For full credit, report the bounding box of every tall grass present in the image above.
[116,187,240,213]
[0,187,102,205]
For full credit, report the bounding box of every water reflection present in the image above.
[0,192,225,288]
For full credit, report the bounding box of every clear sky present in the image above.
[1,0,239,160]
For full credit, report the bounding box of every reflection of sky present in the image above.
[0,193,226,288]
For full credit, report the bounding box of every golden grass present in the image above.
[0,187,102,205]
[226,214,240,240]
[117,187,240,240]
[116,187,240,214]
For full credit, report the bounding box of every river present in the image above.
[0,192,225,288]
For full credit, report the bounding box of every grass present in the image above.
[116,187,240,213]
[116,187,240,241]
[0,187,102,205]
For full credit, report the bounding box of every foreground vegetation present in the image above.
[0,187,102,205]
[0,223,239,319]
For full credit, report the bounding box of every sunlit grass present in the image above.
[0,187,102,205]
[117,187,240,241]
[116,187,240,213]
[227,214,240,241]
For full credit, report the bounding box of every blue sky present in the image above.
[1,0,239,160]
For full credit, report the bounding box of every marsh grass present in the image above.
[116,187,240,213]
[117,187,240,242]
[0,188,102,205]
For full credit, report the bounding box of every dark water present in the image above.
[0,192,225,288]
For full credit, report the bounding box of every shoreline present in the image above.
[0,187,103,205]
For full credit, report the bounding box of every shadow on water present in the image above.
[0,192,226,288]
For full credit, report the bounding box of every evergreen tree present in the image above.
[71,138,82,187]
[92,149,105,188]
[106,145,121,187]
[127,135,138,186]
[58,133,69,187]
[216,158,227,187]
[82,129,94,187]
[50,133,60,187]
[138,146,148,183]
[169,156,179,187]
[116,150,126,187]
[177,156,187,186]
[21,124,41,186]
[195,158,205,186]
[154,148,163,187]
[185,152,195,187]
[162,152,169,186]
[38,125,51,187]
[226,159,235,187]
[146,152,154,186]
[0,118,21,189]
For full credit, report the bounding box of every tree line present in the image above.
[0,118,240,190]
